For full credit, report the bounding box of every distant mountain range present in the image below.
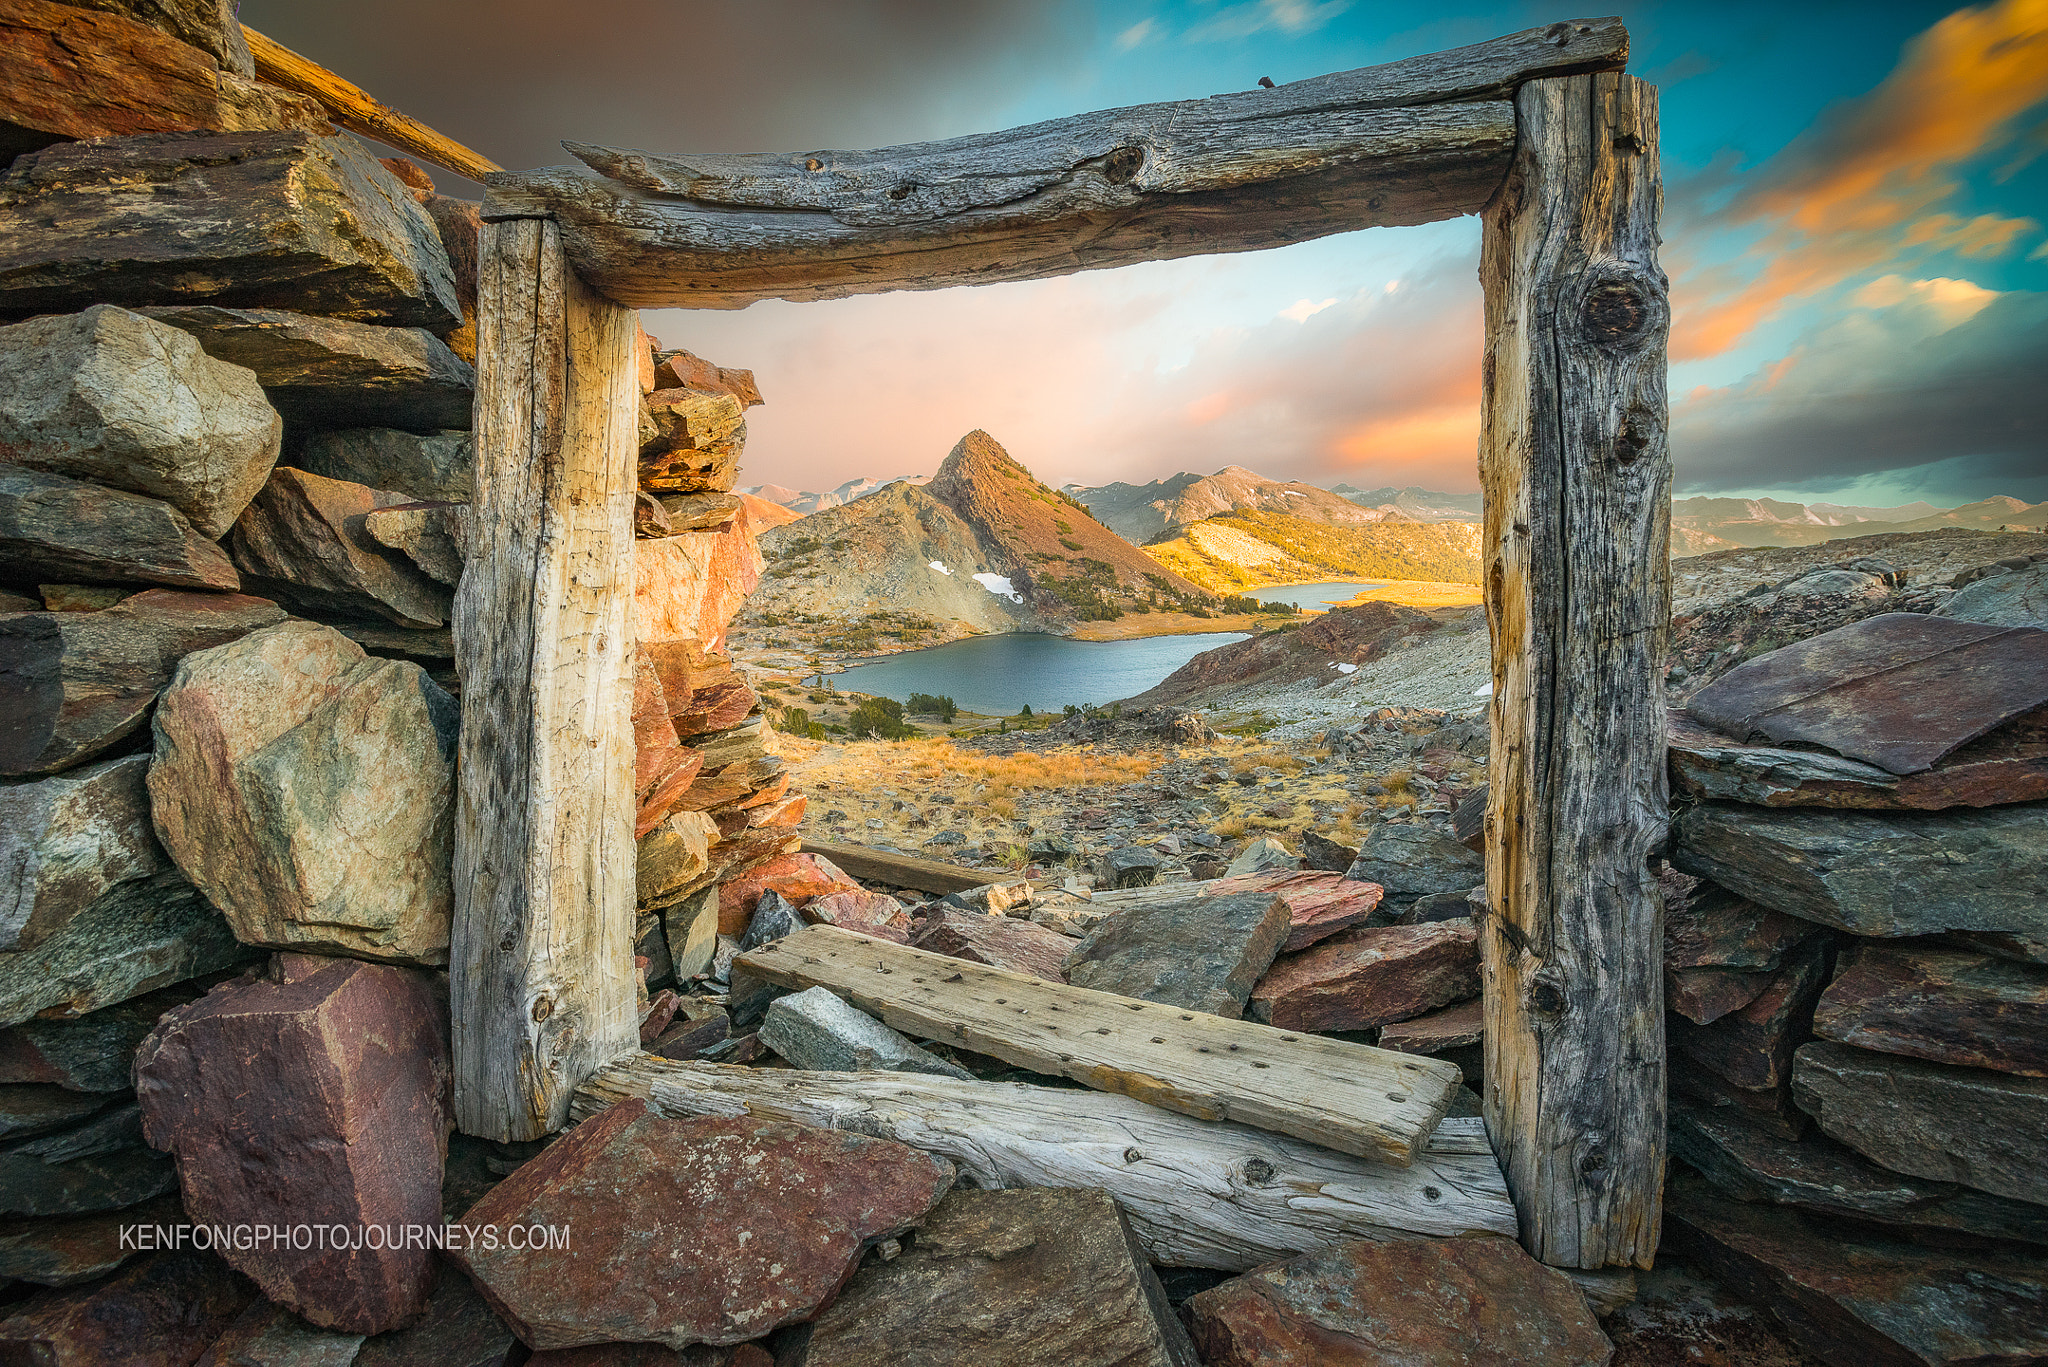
[1331,485,1486,522]
[1064,466,1391,545]
[741,475,929,515]
[1669,494,2048,552]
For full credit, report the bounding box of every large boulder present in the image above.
[449,1098,954,1351]
[135,953,452,1334]
[1343,823,1484,913]
[800,1188,1199,1367]
[300,428,474,503]
[0,588,286,776]
[1185,1236,1612,1367]
[1065,889,1289,1019]
[0,753,168,952]
[142,305,473,432]
[147,620,458,964]
[0,130,461,326]
[1937,560,2047,628]
[0,306,278,537]
[1673,801,2048,938]
[0,869,253,1027]
[0,463,240,591]
[228,466,454,628]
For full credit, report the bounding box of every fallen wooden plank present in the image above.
[242,25,503,184]
[573,1052,1518,1271]
[734,925,1461,1166]
[483,19,1629,308]
[799,839,991,895]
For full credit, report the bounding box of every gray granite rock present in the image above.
[1100,846,1163,889]
[298,428,474,503]
[0,306,278,538]
[1344,823,1484,912]
[362,502,468,586]
[1673,801,2048,937]
[1224,837,1298,878]
[1065,890,1289,1019]
[141,305,472,432]
[1937,560,2047,629]
[759,987,971,1079]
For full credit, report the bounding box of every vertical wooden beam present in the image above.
[1477,73,1671,1270]
[452,217,641,1141]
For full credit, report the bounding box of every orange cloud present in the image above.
[1672,0,2048,359]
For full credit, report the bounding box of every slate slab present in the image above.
[352,1268,523,1367]
[1342,823,1483,912]
[448,1098,954,1351]
[798,1188,1199,1367]
[142,304,473,432]
[0,1249,256,1365]
[910,908,1073,984]
[1377,997,1484,1055]
[1663,1171,2048,1367]
[0,130,461,327]
[302,428,475,506]
[1668,936,1831,1092]
[0,462,241,592]
[1814,940,2048,1077]
[195,1299,366,1366]
[1665,883,1814,972]
[0,981,204,1091]
[0,1099,177,1215]
[1670,1104,2048,1246]
[0,1083,116,1142]
[1184,1236,1612,1367]
[135,953,453,1333]
[0,869,254,1028]
[1064,889,1289,1019]
[1792,1040,2048,1206]
[1249,919,1480,1032]
[228,466,453,628]
[1672,801,2048,938]
[0,1193,182,1287]
[0,587,286,776]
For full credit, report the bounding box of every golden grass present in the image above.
[1068,610,1272,641]
[1334,580,1485,610]
[795,738,1162,795]
[1211,814,1249,839]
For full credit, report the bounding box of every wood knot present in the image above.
[887,182,917,201]
[803,157,823,172]
[1242,1159,1276,1185]
[1581,280,1652,344]
[1543,21,1573,45]
[1103,145,1145,185]
[1528,978,1568,1019]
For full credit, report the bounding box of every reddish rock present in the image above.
[133,954,453,1334]
[195,1299,366,1364]
[1668,1061,1807,1142]
[0,1248,256,1365]
[449,1098,953,1351]
[802,890,914,943]
[633,650,705,836]
[652,349,764,408]
[1814,940,2048,1077]
[0,1193,181,1287]
[1666,965,1772,1026]
[912,909,1074,983]
[1665,882,1814,971]
[1204,870,1384,952]
[1249,920,1480,1032]
[715,852,859,937]
[1184,1236,1611,1367]
[635,519,762,656]
[0,588,285,776]
[1668,936,1831,1091]
[1377,997,1483,1054]
[527,1344,771,1366]
[352,1267,522,1367]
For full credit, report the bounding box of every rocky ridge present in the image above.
[1069,465,1393,545]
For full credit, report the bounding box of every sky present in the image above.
[242,0,2048,506]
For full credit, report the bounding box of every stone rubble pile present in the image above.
[0,7,803,1359]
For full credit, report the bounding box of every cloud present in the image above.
[1671,0,2048,359]
[1673,283,2048,496]
[1278,297,1336,321]
[1117,18,1157,50]
[237,0,1091,191]
[1186,0,1353,42]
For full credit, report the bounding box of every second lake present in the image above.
[1245,580,1388,609]
[825,631,1250,717]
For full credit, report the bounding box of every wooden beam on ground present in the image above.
[451,217,640,1141]
[799,839,993,895]
[242,25,503,184]
[1477,72,1671,1270]
[733,925,1462,1166]
[574,1053,1518,1271]
[481,19,1628,308]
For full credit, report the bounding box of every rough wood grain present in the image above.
[1478,73,1670,1270]
[573,1053,1518,1271]
[450,217,639,1141]
[798,839,988,895]
[482,20,1630,308]
[734,925,1462,1166]
[241,24,502,184]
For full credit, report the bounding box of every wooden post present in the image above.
[451,217,641,1141]
[1477,73,1671,1270]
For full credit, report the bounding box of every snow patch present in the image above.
[1330,662,1358,674]
[928,560,952,575]
[1473,680,1495,697]
[972,572,1023,603]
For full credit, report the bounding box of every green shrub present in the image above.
[905,692,958,722]
[847,696,916,740]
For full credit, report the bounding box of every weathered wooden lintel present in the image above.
[480,18,1627,308]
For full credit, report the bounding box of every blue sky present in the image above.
[244,1,2048,504]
